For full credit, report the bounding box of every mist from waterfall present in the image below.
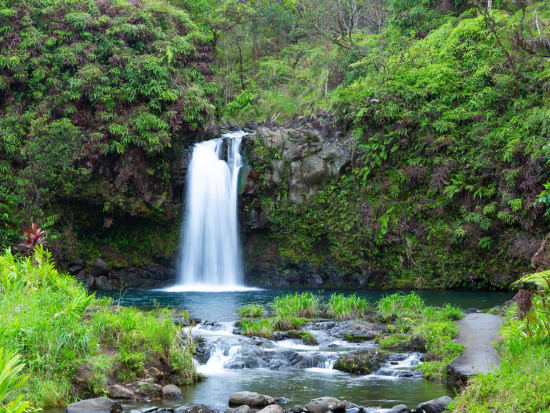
[164,130,255,292]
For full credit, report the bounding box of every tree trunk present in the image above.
[237,43,245,90]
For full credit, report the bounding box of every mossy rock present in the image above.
[334,350,388,375]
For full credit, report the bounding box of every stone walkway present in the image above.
[448,313,502,380]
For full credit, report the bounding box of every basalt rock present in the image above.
[414,396,452,413]
[67,397,122,413]
[333,350,388,375]
[257,406,283,413]
[162,384,183,400]
[177,405,220,413]
[109,384,135,400]
[225,406,252,413]
[304,397,345,413]
[241,114,351,206]
[229,392,276,408]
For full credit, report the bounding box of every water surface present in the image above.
[106,288,513,322]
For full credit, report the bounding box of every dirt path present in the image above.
[448,313,502,380]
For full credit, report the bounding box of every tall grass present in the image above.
[238,304,264,318]
[377,292,426,315]
[273,292,320,318]
[241,319,273,338]
[0,248,197,408]
[327,294,368,320]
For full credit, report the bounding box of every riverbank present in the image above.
[449,304,550,412]
[0,248,199,408]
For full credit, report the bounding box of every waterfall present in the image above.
[165,130,253,292]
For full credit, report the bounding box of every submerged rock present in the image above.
[176,405,220,413]
[67,397,122,413]
[229,392,276,408]
[304,397,345,413]
[387,405,409,413]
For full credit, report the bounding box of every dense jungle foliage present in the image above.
[0,0,215,262]
[213,0,550,288]
[0,0,549,289]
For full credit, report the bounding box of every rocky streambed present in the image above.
[67,316,455,413]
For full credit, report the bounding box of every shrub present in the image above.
[0,348,31,413]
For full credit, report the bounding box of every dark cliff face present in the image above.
[236,115,371,288]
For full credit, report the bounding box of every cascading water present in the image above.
[165,130,253,292]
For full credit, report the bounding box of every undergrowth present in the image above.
[0,248,198,408]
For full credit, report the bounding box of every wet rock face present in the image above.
[241,115,351,206]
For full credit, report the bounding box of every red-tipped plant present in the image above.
[19,223,47,253]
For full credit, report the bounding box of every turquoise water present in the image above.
[105,288,513,322]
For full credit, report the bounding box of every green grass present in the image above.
[376,293,464,379]
[0,248,198,408]
[377,292,426,315]
[327,294,369,320]
[238,304,264,318]
[270,314,307,331]
[273,292,320,318]
[241,318,274,338]
[450,305,550,412]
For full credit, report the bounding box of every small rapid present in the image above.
[188,319,442,411]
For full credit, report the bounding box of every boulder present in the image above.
[68,258,86,275]
[229,392,276,408]
[304,397,345,413]
[108,384,134,399]
[66,397,121,413]
[388,405,409,413]
[225,406,251,413]
[415,396,452,413]
[92,258,109,276]
[334,351,388,375]
[327,321,386,342]
[257,406,283,413]
[162,384,183,400]
[247,119,351,205]
[94,275,114,291]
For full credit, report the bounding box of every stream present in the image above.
[105,288,513,411]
